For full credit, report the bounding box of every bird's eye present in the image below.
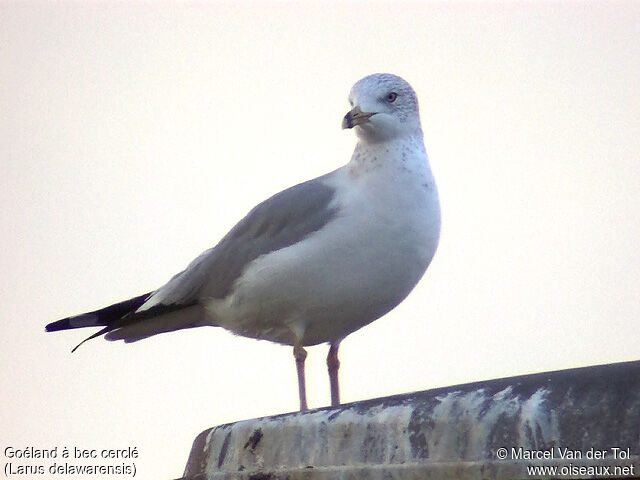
[386,92,398,103]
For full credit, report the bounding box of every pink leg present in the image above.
[327,342,340,407]
[293,345,308,411]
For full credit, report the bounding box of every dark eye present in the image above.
[386,92,398,103]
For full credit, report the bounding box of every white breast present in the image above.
[207,138,440,346]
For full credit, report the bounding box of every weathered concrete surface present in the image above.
[181,360,640,479]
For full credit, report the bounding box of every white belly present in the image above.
[206,161,440,346]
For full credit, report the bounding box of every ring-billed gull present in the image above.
[46,73,441,411]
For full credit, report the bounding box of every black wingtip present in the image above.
[45,318,72,332]
[45,292,151,334]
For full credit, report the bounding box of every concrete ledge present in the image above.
[181,360,640,479]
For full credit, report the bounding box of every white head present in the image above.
[342,73,423,144]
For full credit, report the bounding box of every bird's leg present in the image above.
[327,342,341,407]
[293,344,308,411]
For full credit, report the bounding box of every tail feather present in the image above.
[104,305,203,343]
[71,326,111,353]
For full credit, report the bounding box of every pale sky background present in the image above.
[1,1,639,479]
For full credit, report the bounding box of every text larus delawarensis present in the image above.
[46,73,441,411]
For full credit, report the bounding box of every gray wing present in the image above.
[138,172,339,312]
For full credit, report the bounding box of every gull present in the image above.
[46,73,441,411]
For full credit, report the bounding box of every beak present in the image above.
[342,106,376,129]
